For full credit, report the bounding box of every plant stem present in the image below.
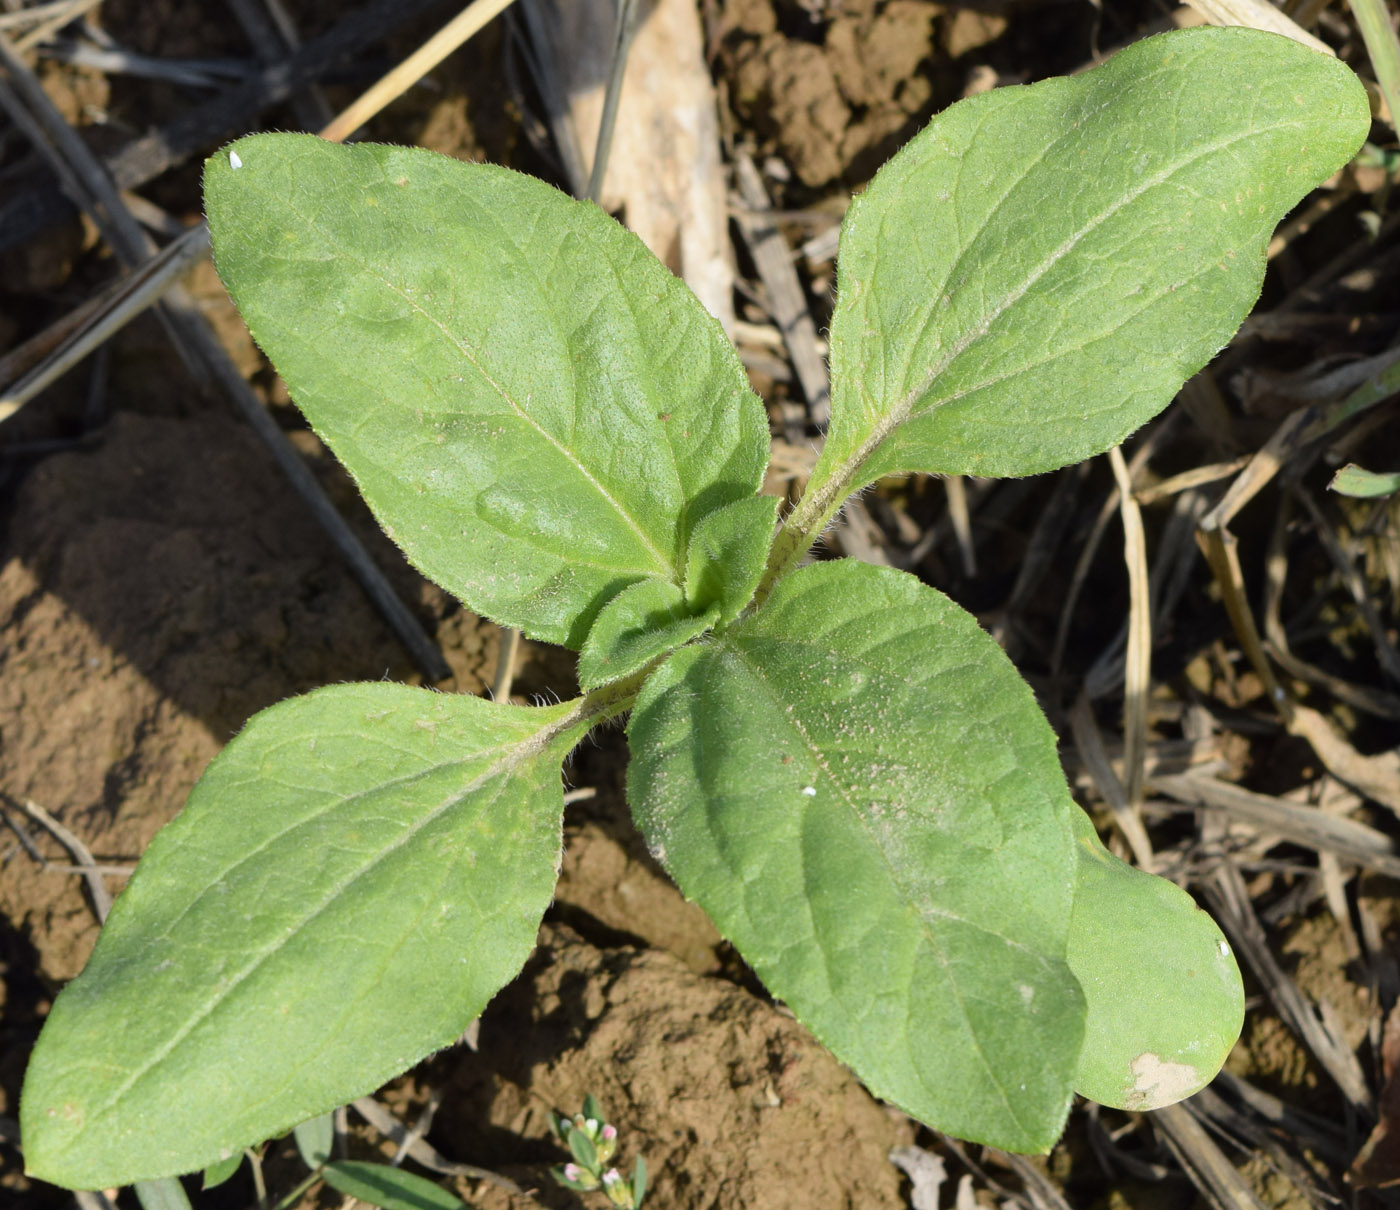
[270,1170,321,1210]
[573,661,651,728]
[1350,0,1400,135]
[752,443,873,609]
[585,0,640,205]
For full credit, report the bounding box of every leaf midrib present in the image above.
[716,633,1052,1136]
[274,189,678,582]
[823,116,1312,513]
[56,704,586,1142]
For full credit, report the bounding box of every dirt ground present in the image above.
[2,1,1399,1208]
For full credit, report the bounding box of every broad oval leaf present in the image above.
[815,27,1368,499]
[628,559,1086,1151]
[1066,810,1243,1110]
[21,684,591,1188]
[204,135,769,648]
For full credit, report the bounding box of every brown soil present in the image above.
[434,924,910,1209]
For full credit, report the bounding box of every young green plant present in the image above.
[21,25,1369,1189]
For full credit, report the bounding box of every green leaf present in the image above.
[134,1178,192,1210]
[21,684,593,1188]
[203,134,769,649]
[1066,809,1243,1110]
[293,1111,334,1169]
[201,1152,243,1190]
[684,495,780,623]
[633,1154,648,1210]
[628,559,1086,1152]
[1329,463,1400,498]
[578,579,717,690]
[321,1161,466,1210]
[813,28,1368,505]
[567,1125,598,1170]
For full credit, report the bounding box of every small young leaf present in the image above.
[201,1152,244,1191]
[21,684,593,1189]
[567,1124,599,1170]
[683,495,780,623]
[1066,809,1243,1110]
[1329,463,1400,499]
[632,1154,647,1210]
[204,135,769,649]
[812,28,1368,510]
[628,559,1086,1152]
[321,1161,466,1210]
[293,1111,334,1169]
[578,579,718,690]
[134,1177,192,1210]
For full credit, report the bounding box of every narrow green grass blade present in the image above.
[321,1161,465,1210]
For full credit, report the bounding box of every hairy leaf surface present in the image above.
[628,559,1086,1151]
[1066,810,1243,1109]
[684,494,780,623]
[578,578,717,689]
[21,684,589,1188]
[815,27,1368,502]
[204,135,769,648]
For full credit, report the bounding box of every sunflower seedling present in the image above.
[21,26,1369,1188]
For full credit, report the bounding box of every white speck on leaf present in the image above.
[801,786,817,797]
[229,150,243,169]
[1217,939,1230,957]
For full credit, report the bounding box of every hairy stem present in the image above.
[752,428,890,610]
[572,657,656,725]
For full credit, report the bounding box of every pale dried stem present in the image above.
[1109,445,1151,810]
[492,626,523,702]
[14,798,112,923]
[1350,0,1400,130]
[318,0,520,142]
[14,0,102,51]
[1051,430,1160,675]
[943,475,976,577]
[1068,694,1155,869]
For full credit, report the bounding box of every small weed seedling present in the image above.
[21,26,1369,1189]
[550,1094,647,1209]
